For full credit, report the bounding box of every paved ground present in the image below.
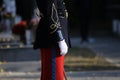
[0,36,120,80]
[0,70,120,80]
[71,36,120,67]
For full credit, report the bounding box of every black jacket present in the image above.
[33,0,71,49]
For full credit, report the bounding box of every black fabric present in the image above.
[52,28,64,42]
[33,0,71,49]
[75,0,92,42]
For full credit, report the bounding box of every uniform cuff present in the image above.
[52,29,64,42]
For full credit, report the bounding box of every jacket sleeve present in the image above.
[48,0,68,42]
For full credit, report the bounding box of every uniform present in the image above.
[75,0,92,42]
[33,0,71,80]
[80,0,92,42]
[34,0,71,48]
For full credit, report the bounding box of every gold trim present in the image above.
[50,3,61,34]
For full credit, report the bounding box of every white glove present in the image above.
[58,39,68,55]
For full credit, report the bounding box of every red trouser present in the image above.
[40,47,64,80]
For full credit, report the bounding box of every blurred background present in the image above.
[0,0,120,80]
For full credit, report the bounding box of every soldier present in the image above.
[32,0,71,80]
[16,0,36,44]
[75,0,93,43]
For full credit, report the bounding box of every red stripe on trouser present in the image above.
[40,48,64,80]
